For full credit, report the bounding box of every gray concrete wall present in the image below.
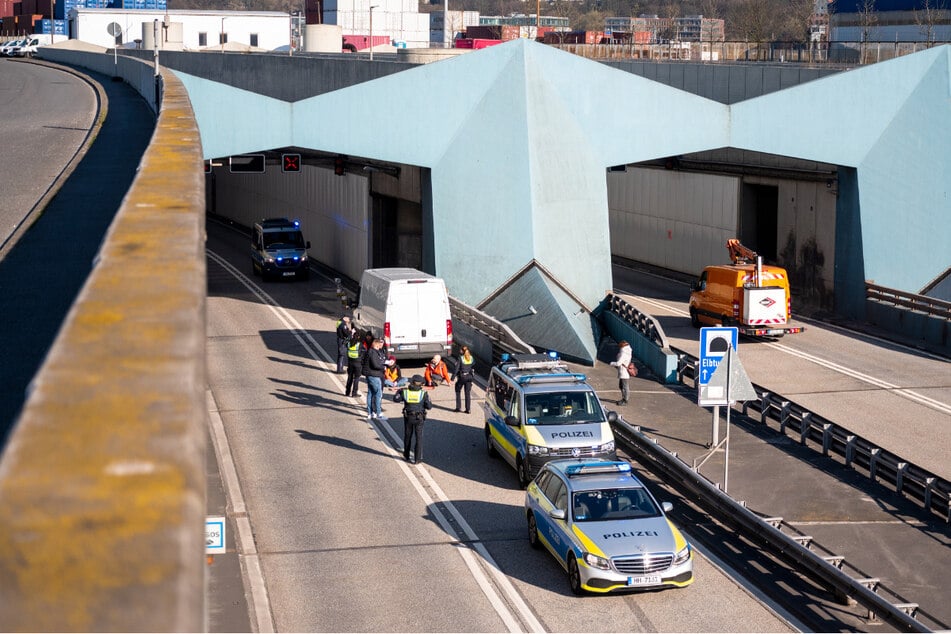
[121,48,419,101]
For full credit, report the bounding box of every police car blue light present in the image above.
[525,459,694,595]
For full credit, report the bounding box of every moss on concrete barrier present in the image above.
[0,62,207,631]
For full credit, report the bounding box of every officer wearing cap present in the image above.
[394,375,432,464]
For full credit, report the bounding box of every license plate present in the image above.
[398,344,418,351]
[282,271,295,277]
[627,575,661,586]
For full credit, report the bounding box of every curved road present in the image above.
[0,59,154,444]
[0,59,96,255]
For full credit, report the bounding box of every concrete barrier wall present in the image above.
[866,300,951,357]
[0,52,207,631]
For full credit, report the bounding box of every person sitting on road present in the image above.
[424,354,451,387]
[384,355,409,389]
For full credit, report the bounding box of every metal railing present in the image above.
[449,296,536,362]
[611,417,943,632]
[604,293,668,348]
[867,282,951,320]
[674,348,951,524]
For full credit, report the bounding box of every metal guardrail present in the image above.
[449,296,536,362]
[604,293,668,348]
[611,417,940,633]
[674,347,951,524]
[866,282,951,320]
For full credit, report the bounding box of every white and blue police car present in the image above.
[484,353,618,488]
[525,459,694,595]
[250,218,311,280]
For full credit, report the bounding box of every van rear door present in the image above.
[386,280,449,352]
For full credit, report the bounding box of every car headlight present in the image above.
[527,443,549,456]
[599,440,615,453]
[300,254,308,262]
[264,256,275,263]
[582,552,611,570]
[673,544,691,565]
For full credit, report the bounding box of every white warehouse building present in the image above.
[67,8,291,51]
[323,0,430,48]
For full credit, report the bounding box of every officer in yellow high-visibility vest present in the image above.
[344,334,363,397]
[394,375,433,464]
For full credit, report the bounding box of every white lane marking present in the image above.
[207,390,275,634]
[207,249,543,633]
[371,420,540,633]
[617,291,951,416]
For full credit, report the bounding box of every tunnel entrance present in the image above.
[369,192,423,270]
[740,183,779,263]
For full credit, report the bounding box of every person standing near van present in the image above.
[335,316,353,374]
[395,375,432,464]
[451,345,476,413]
[362,337,388,420]
[344,332,363,397]
[424,355,451,387]
[610,340,633,405]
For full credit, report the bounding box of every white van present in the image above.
[353,268,453,360]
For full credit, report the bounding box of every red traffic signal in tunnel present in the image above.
[282,153,301,173]
[334,156,346,176]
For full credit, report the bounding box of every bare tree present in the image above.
[727,0,776,42]
[914,0,948,46]
[777,0,816,43]
[859,0,877,42]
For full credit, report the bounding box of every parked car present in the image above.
[525,459,694,595]
[485,353,617,488]
[0,39,25,57]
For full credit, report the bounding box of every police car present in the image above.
[483,353,617,488]
[525,459,694,595]
[250,218,311,280]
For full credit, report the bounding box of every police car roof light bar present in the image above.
[564,461,632,477]
[516,373,587,385]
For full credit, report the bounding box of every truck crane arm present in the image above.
[726,239,758,265]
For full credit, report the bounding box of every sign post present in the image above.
[698,327,738,445]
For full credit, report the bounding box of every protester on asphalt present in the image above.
[424,354,451,387]
[384,355,409,389]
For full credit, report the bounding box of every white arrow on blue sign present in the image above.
[698,326,738,387]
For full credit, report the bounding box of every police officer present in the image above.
[344,332,363,397]
[451,345,476,413]
[335,316,353,374]
[395,375,432,464]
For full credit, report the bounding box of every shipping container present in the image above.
[464,24,499,39]
[500,24,519,40]
[543,30,604,44]
[454,37,501,49]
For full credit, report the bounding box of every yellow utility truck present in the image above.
[689,239,804,337]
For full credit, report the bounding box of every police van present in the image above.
[483,353,618,487]
[250,218,311,280]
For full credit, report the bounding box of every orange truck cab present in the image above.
[689,240,804,337]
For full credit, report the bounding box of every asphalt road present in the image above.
[0,60,154,446]
[0,59,96,256]
[205,217,803,632]
[611,265,951,483]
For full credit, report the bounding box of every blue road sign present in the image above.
[698,327,738,387]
